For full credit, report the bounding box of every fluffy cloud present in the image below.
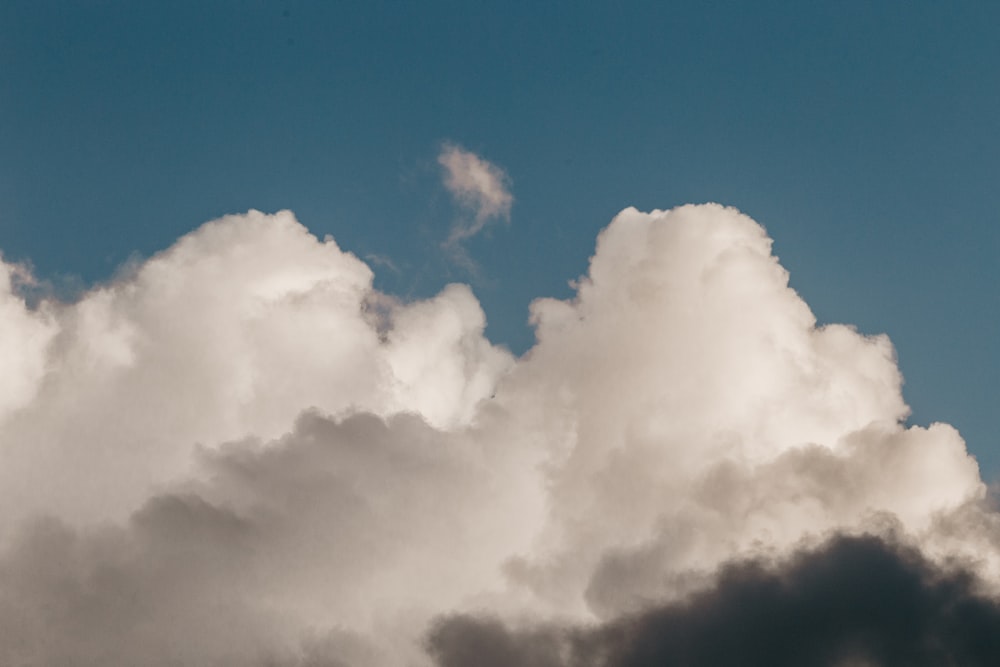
[0,210,511,525]
[0,204,995,666]
[438,143,513,245]
[496,205,985,618]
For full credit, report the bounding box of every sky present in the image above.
[2,2,1000,665]
[2,1,999,475]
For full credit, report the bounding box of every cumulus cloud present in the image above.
[0,203,996,666]
[438,143,513,245]
[0,210,511,526]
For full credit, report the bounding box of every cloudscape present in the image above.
[1,200,998,666]
[4,4,1000,663]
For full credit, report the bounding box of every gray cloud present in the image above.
[0,407,548,666]
[428,533,1000,667]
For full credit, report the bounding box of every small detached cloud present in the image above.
[438,143,513,246]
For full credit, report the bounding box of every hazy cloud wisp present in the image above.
[438,143,513,246]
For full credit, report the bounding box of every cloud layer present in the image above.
[0,204,996,665]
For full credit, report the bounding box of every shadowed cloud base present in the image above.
[429,534,1000,667]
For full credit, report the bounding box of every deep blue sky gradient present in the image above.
[2,1,998,474]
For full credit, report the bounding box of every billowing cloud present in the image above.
[438,143,513,244]
[0,210,511,526]
[0,203,996,666]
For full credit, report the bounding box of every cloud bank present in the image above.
[0,203,996,666]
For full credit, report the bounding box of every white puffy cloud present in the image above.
[438,143,513,244]
[0,210,512,525]
[0,203,994,666]
[495,205,985,616]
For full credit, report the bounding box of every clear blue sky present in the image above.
[2,1,998,474]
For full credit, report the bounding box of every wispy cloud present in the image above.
[437,143,513,247]
[363,252,400,274]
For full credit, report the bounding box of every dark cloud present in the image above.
[427,534,1000,667]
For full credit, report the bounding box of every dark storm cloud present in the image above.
[427,534,1000,667]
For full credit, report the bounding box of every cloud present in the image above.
[0,203,996,665]
[496,205,986,617]
[428,533,1000,667]
[363,252,401,274]
[438,143,513,245]
[0,410,539,666]
[0,259,56,417]
[0,210,512,526]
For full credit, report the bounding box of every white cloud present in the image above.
[0,204,995,666]
[0,210,512,526]
[438,143,513,245]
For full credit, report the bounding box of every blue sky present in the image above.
[2,1,998,475]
